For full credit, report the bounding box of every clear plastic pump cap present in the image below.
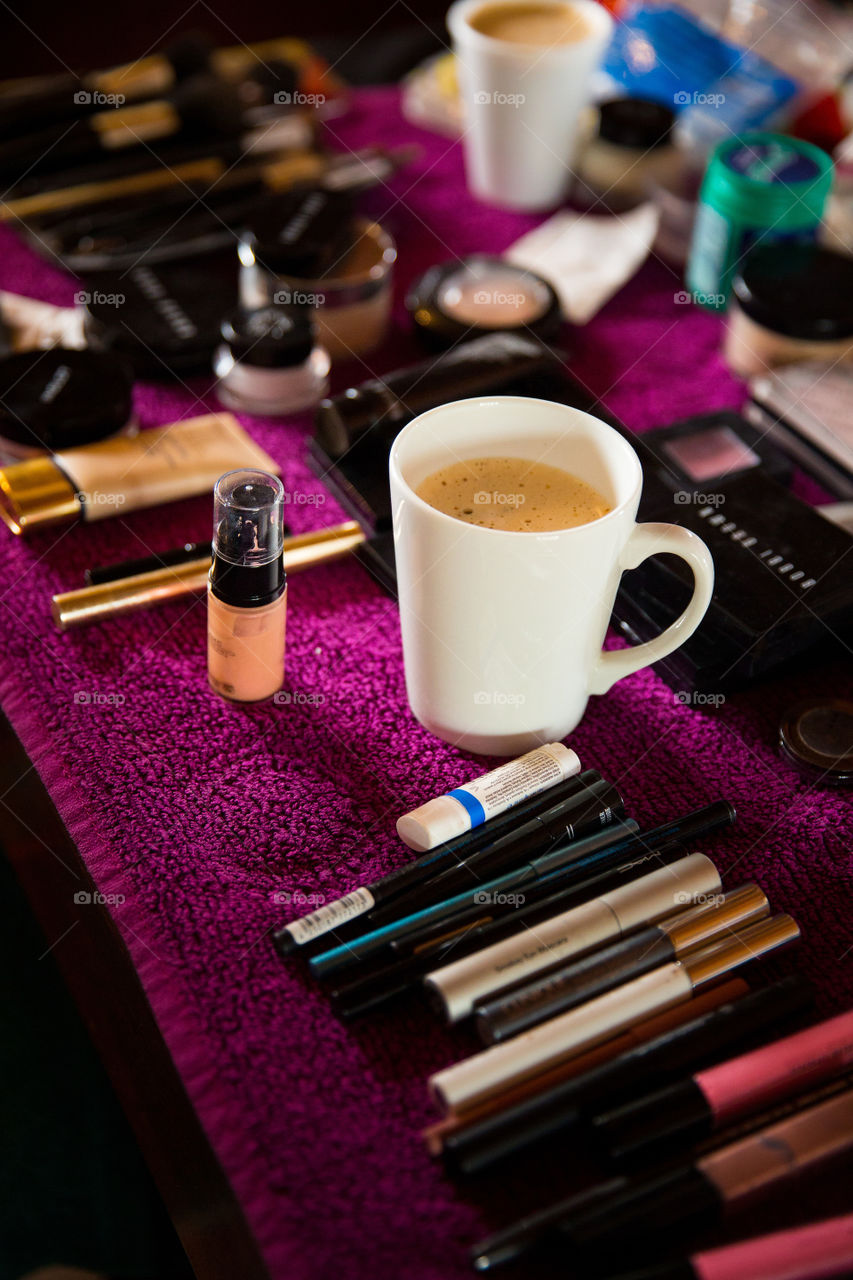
[212,469,285,567]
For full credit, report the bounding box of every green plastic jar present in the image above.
[686,132,833,312]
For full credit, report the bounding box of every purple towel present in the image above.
[0,88,850,1280]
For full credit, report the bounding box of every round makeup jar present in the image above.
[575,97,680,210]
[686,132,833,311]
[779,698,853,786]
[725,244,853,378]
[239,218,396,361]
[405,256,562,348]
[214,306,330,416]
[0,347,134,458]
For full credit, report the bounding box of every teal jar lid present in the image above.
[701,132,833,231]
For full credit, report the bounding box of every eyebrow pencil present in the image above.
[297,782,619,968]
[52,522,366,630]
[437,976,812,1175]
[391,798,735,922]
[309,799,736,979]
[423,979,751,1153]
[330,840,693,1020]
[429,915,800,1115]
[273,768,597,956]
[309,812,636,980]
[425,853,723,1024]
[372,799,736,959]
[474,883,769,1044]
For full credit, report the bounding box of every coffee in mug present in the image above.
[468,1,591,44]
[416,456,610,532]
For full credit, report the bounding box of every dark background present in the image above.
[0,2,450,84]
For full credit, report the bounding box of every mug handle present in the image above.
[589,523,715,697]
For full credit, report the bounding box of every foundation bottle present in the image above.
[207,469,287,702]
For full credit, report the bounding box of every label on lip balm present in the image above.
[397,744,579,852]
[285,887,376,947]
[449,749,567,826]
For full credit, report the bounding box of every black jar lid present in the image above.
[733,245,853,342]
[406,256,562,350]
[779,698,853,786]
[0,347,134,453]
[597,98,675,150]
[220,305,315,368]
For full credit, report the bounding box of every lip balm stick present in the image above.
[424,853,723,1023]
[396,743,580,851]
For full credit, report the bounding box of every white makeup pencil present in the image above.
[424,852,723,1022]
[428,915,800,1115]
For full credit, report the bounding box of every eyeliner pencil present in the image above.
[272,769,600,956]
[330,843,692,1019]
[315,800,735,980]
[438,976,812,1174]
[309,792,627,981]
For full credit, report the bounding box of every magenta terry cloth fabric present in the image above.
[0,88,851,1280]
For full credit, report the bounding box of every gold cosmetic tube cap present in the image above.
[661,883,770,953]
[0,457,79,534]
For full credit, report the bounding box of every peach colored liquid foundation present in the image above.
[207,469,287,702]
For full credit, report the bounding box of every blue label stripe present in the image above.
[448,788,486,828]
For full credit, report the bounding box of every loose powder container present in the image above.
[405,255,562,348]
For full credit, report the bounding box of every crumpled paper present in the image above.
[506,202,660,325]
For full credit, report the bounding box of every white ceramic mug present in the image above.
[389,396,714,755]
[447,0,613,211]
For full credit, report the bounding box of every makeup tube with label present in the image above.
[397,743,580,851]
[0,412,279,535]
[207,469,287,703]
[424,852,723,1023]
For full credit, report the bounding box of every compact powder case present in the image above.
[405,256,562,348]
[779,699,853,786]
[0,347,134,457]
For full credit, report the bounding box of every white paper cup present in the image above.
[448,0,614,211]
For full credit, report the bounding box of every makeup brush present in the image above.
[1,144,413,226]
